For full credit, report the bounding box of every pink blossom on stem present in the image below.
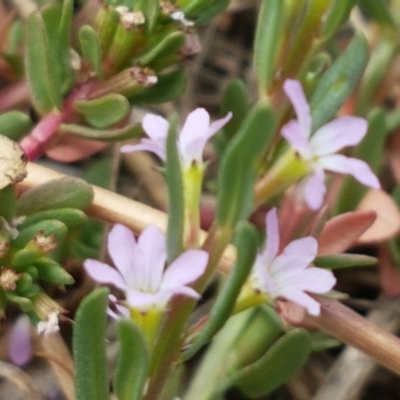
[251,208,336,316]
[281,79,380,210]
[121,108,232,168]
[84,224,208,312]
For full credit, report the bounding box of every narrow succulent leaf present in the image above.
[95,6,120,53]
[19,208,88,230]
[17,177,94,215]
[12,220,68,249]
[135,0,159,33]
[335,109,386,213]
[12,248,44,270]
[314,254,377,269]
[0,185,17,221]
[357,0,397,30]
[220,79,248,141]
[74,288,110,400]
[34,257,74,285]
[25,12,62,114]
[74,94,130,128]
[182,222,258,361]
[310,34,369,131]
[322,0,356,40]
[59,122,142,141]
[253,0,284,95]
[139,32,185,66]
[216,104,276,228]
[128,69,186,104]
[79,25,104,79]
[184,0,230,24]
[6,293,32,312]
[356,38,397,116]
[0,111,33,141]
[231,329,312,397]
[114,319,150,400]
[166,114,184,263]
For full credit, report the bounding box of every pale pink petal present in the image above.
[204,112,232,141]
[138,225,166,292]
[142,114,169,141]
[120,139,166,161]
[311,116,368,156]
[161,249,208,291]
[126,290,158,310]
[279,290,321,316]
[259,208,280,264]
[281,120,313,158]
[84,259,127,291]
[107,224,136,284]
[9,315,32,367]
[179,108,210,165]
[302,169,326,210]
[283,79,312,138]
[275,267,336,294]
[318,155,380,189]
[153,286,201,308]
[270,237,318,274]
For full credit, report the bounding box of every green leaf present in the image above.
[25,12,62,114]
[314,254,377,269]
[20,208,87,230]
[139,31,185,67]
[128,69,186,104]
[184,0,230,24]
[182,222,258,361]
[216,104,276,228]
[357,0,397,30]
[232,329,312,397]
[165,114,184,264]
[59,122,142,141]
[0,185,17,222]
[13,220,68,249]
[79,25,104,79]
[253,0,284,95]
[74,94,130,128]
[356,38,397,116]
[74,288,110,400]
[6,293,32,311]
[17,177,94,215]
[322,0,356,40]
[310,34,369,131]
[220,79,248,141]
[135,0,160,33]
[34,257,74,285]
[0,111,33,141]
[114,319,150,400]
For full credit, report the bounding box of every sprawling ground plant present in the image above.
[2,0,400,399]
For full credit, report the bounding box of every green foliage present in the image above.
[0,111,33,141]
[310,34,369,131]
[17,177,94,215]
[216,104,276,228]
[79,25,104,78]
[314,254,377,269]
[114,319,150,400]
[73,288,110,400]
[165,114,184,263]
[74,94,131,129]
[231,329,312,397]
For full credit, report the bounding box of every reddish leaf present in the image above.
[318,210,376,255]
[356,189,400,244]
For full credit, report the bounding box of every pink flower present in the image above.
[251,208,336,316]
[281,79,380,210]
[84,224,208,311]
[121,108,232,168]
[9,315,32,366]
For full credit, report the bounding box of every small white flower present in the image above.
[37,312,60,336]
